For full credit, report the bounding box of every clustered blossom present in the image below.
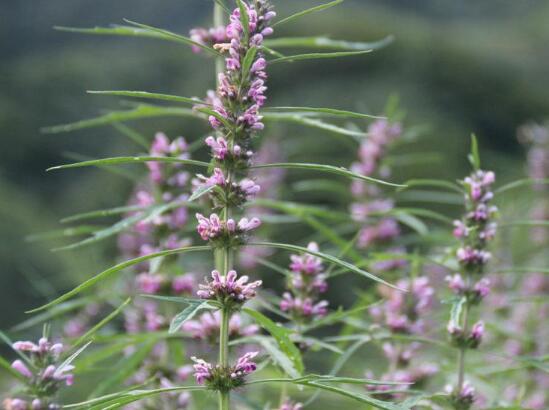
[197,270,262,309]
[446,382,476,410]
[445,167,498,409]
[349,119,406,270]
[183,311,259,342]
[366,277,438,398]
[192,0,275,247]
[191,352,259,391]
[280,242,329,322]
[5,338,72,410]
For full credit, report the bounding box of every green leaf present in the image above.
[42,104,196,133]
[393,212,428,235]
[189,184,217,202]
[12,297,94,332]
[196,106,233,130]
[243,308,304,376]
[494,178,549,195]
[273,0,344,27]
[123,19,221,56]
[249,336,302,378]
[89,341,156,397]
[264,35,394,51]
[250,162,404,188]
[26,225,101,242]
[449,297,466,330]
[264,106,383,120]
[270,50,371,64]
[292,179,352,197]
[65,386,205,410]
[55,24,220,56]
[248,242,404,291]
[500,220,549,227]
[252,198,350,222]
[0,331,35,368]
[241,46,258,79]
[112,123,149,149]
[169,301,209,333]
[73,298,131,348]
[263,113,364,142]
[468,134,481,170]
[236,0,249,40]
[47,156,209,172]
[397,178,463,193]
[61,204,147,224]
[88,90,207,106]
[53,201,187,251]
[26,245,210,313]
[56,341,93,376]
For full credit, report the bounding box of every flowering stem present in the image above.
[219,306,231,410]
[456,301,469,392]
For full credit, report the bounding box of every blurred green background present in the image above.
[1,0,548,337]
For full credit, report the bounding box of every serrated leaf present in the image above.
[250,162,404,188]
[169,301,209,333]
[27,245,210,313]
[88,90,207,106]
[273,0,344,27]
[243,308,304,376]
[270,50,371,64]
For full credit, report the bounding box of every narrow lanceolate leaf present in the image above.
[241,46,258,79]
[90,341,156,398]
[397,178,463,193]
[252,198,350,222]
[61,204,148,223]
[73,298,131,348]
[262,113,364,142]
[243,308,304,376]
[42,105,196,133]
[169,301,209,333]
[26,245,210,313]
[468,134,481,170]
[264,35,394,51]
[494,178,549,195]
[123,20,221,56]
[250,162,404,188]
[449,297,466,330]
[64,386,206,410]
[56,341,93,376]
[270,50,371,64]
[87,90,207,106]
[47,156,209,172]
[189,184,217,202]
[273,0,344,27]
[264,106,383,120]
[236,0,250,39]
[26,225,101,242]
[248,242,405,291]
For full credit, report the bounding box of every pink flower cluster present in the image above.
[278,401,304,410]
[197,270,262,306]
[349,118,406,270]
[280,242,329,322]
[195,213,261,244]
[191,352,259,387]
[183,311,259,341]
[370,277,434,334]
[7,338,73,409]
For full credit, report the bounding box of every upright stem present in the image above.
[456,274,471,394]
[456,302,469,392]
[213,4,230,410]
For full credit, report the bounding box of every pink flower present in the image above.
[289,242,323,275]
[470,321,484,342]
[172,274,194,294]
[191,357,214,384]
[197,270,262,303]
[446,274,466,293]
[205,136,229,159]
[136,273,164,294]
[195,213,223,240]
[232,352,258,378]
[11,360,32,378]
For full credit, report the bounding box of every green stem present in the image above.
[213,3,229,410]
[456,301,469,393]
